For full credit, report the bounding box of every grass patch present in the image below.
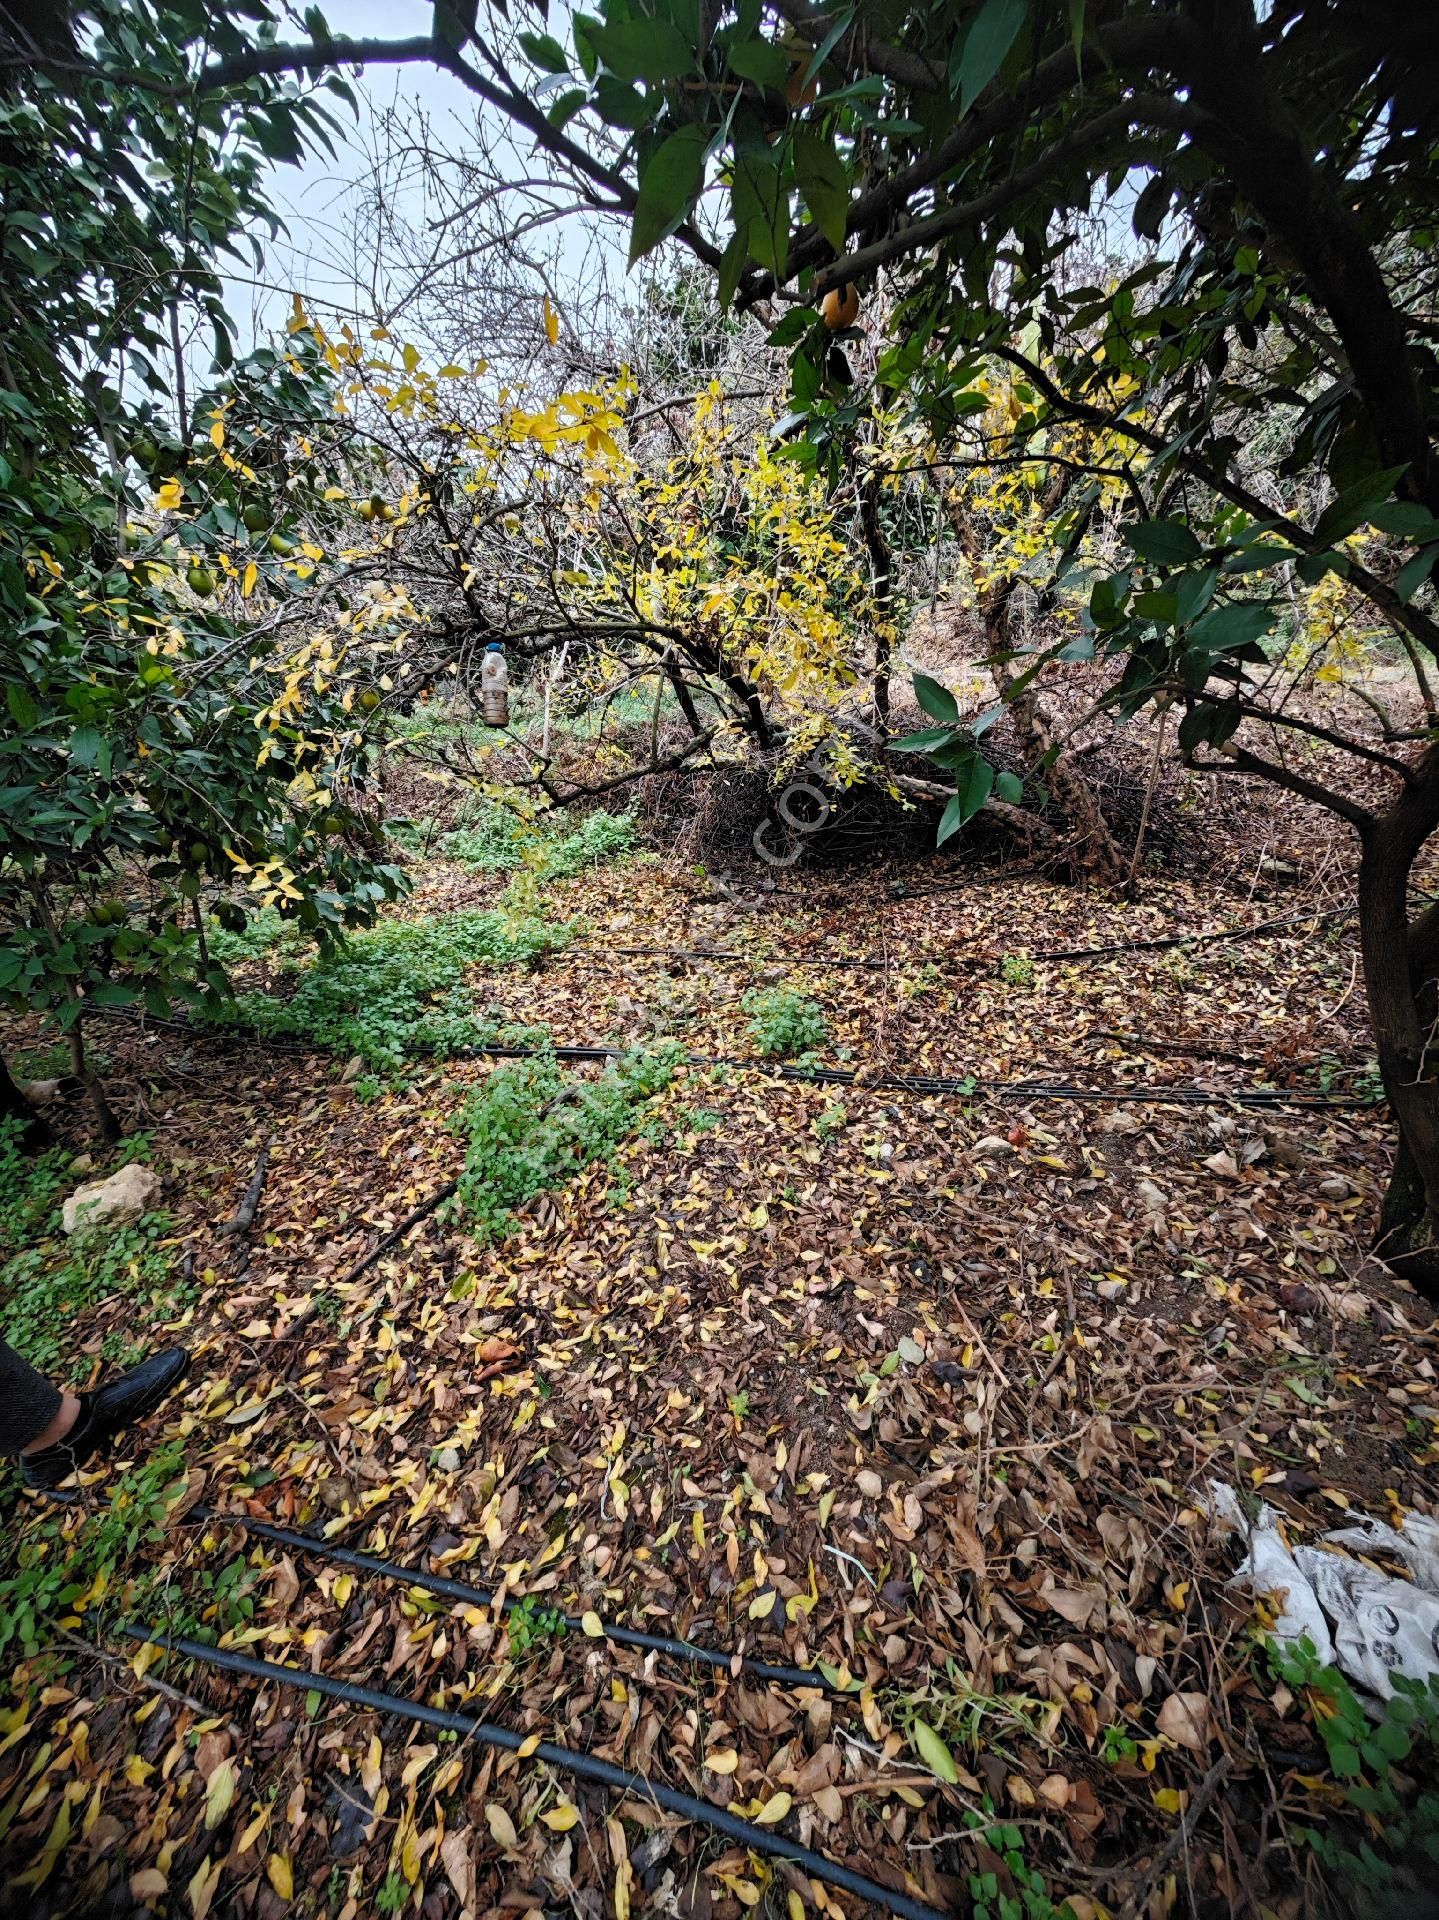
[0,1444,189,1661]
[0,1124,191,1375]
[212,908,571,1073]
[206,906,309,970]
[435,805,637,881]
[743,986,829,1058]
[454,1041,681,1243]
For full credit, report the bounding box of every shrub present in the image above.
[437,805,637,881]
[1267,1636,1439,1899]
[455,1042,681,1242]
[216,909,571,1072]
[743,987,829,1057]
[0,1444,188,1661]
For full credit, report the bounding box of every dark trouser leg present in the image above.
[0,1337,62,1453]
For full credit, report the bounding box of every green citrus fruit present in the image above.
[186,565,215,597]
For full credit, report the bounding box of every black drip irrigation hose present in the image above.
[188,1502,838,1694]
[121,1628,949,1920]
[465,1043,1375,1111]
[545,900,1359,973]
[1034,901,1356,962]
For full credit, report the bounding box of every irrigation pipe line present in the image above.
[538,902,1358,974]
[1034,901,1356,962]
[187,1501,840,1695]
[120,1628,950,1920]
[96,1003,1371,1107]
[463,1043,1376,1111]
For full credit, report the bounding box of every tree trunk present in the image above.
[946,493,1126,882]
[991,650,1128,883]
[0,1053,52,1150]
[1358,754,1439,1300]
[858,474,893,734]
[66,1013,121,1144]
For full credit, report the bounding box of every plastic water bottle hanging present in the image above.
[480,642,509,727]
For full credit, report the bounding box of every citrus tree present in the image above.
[0,1,408,1140]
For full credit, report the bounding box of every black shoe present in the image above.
[20,1348,190,1493]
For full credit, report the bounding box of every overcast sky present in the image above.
[235,1,484,342]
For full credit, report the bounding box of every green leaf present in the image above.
[68,724,101,768]
[952,0,1025,114]
[954,753,994,823]
[727,39,791,88]
[732,146,788,279]
[1312,465,1408,547]
[519,30,569,73]
[1368,501,1439,539]
[587,16,697,83]
[1188,600,1275,650]
[1177,700,1239,754]
[936,791,967,846]
[801,8,856,87]
[1128,518,1202,566]
[1220,543,1296,574]
[1067,0,1085,69]
[1296,548,1348,586]
[1397,544,1439,604]
[547,87,589,132]
[1329,1738,1362,1778]
[6,682,37,729]
[994,769,1023,804]
[629,126,710,266]
[891,727,956,752]
[912,671,959,724]
[793,130,849,255]
[912,1718,961,1782]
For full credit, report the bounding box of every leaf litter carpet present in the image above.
[2,845,1436,1920]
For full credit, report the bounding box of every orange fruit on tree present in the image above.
[820,283,860,330]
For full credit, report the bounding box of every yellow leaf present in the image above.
[241,562,257,599]
[153,480,183,511]
[1153,1786,1185,1814]
[125,1755,156,1787]
[541,1802,579,1831]
[188,1855,221,1920]
[748,1589,777,1620]
[755,1792,792,1825]
[265,1854,293,1902]
[210,420,225,450]
[332,1572,353,1607]
[236,1808,268,1854]
[581,1611,605,1638]
[401,1826,421,1883]
[788,1895,806,1920]
[517,1733,541,1758]
[615,1864,631,1920]
[543,294,560,346]
[203,1759,236,1830]
[705,1748,739,1774]
[485,1802,517,1850]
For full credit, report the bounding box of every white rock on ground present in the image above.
[61,1163,162,1235]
